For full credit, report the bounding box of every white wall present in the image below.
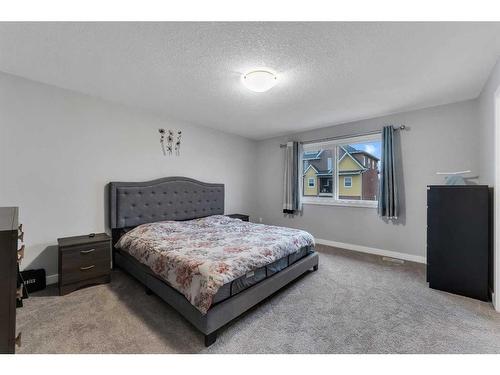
[255,100,479,261]
[479,59,500,186]
[0,72,258,278]
[478,58,500,311]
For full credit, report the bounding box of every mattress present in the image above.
[211,245,313,304]
[115,215,315,314]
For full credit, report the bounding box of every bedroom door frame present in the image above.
[494,87,500,312]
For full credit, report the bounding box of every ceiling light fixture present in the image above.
[242,69,278,92]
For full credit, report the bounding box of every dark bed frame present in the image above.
[108,176,319,347]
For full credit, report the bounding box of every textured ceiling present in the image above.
[1,22,500,139]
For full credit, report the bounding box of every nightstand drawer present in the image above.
[60,242,110,266]
[61,242,111,285]
[60,257,110,285]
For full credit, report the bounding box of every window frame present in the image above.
[300,133,380,209]
[344,176,352,188]
[308,177,315,187]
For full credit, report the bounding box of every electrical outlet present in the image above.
[258,217,263,223]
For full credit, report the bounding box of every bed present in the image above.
[108,177,319,346]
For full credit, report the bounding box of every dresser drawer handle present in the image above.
[80,249,95,254]
[18,244,25,262]
[80,265,95,271]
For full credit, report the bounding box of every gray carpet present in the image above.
[17,246,500,353]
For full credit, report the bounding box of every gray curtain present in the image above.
[283,141,300,214]
[377,126,399,219]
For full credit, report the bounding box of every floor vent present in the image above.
[382,256,405,265]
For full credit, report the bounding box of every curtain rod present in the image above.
[279,125,407,148]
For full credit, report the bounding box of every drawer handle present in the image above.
[80,265,95,271]
[80,248,95,254]
[18,245,25,262]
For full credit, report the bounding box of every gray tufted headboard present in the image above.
[109,176,225,230]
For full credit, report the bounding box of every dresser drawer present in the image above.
[60,243,110,285]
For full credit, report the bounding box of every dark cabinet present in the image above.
[427,186,491,301]
[0,207,20,353]
[58,233,111,296]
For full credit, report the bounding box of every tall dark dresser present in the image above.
[0,207,21,354]
[427,186,492,301]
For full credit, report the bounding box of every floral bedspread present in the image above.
[116,215,315,314]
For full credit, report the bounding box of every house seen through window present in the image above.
[302,134,381,205]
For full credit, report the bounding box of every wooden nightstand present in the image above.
[226,214,249,222]
[57,233,111,296]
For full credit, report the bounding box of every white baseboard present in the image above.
[315,238,426,264]
[46,273,58,285]
[492,292,499,312]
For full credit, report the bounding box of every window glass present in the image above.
[302,149,333,197]
[337,140,380,201]
[302,135,381,203]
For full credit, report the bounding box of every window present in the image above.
[303,149,333,197]
[301,134,381,207]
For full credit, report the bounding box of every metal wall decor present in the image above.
[159,129,182,156]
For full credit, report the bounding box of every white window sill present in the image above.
[302,199,378,209]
